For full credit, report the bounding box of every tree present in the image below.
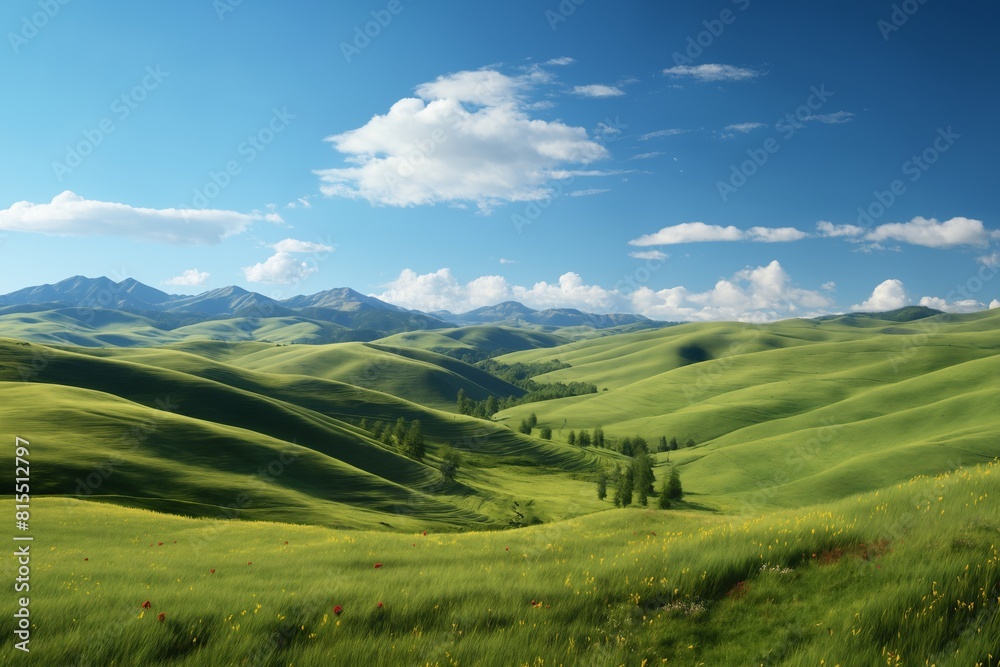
[518,419,532,435]
[667,465,683,501]
[593,426,605,448]
[634,450,655,499]
[359,417,370,432]
[686,438,696,448]
[658,478,672,509]
[567,430,576,446]
[596,470,607,501]
[527,413,538,429]
[620,464,635,506]
[457,389,474,416]
[402,420,425,461]
[632,435,649,456]
[393,417,408,446]
[485,395,499,418]
[669,437,679,451]
[578,430,591,447]
[439,444,462,480]
[658,436,668,453]
[371,421,385,439]
[540,426,552,440]
[619,436,633,457]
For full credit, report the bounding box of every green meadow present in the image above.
[0,307,998,664]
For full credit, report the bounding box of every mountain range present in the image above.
[0,276,661,342]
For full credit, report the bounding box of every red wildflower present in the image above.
[158,542,163,546]
[141,600,151,609]
[422,531,427,536]
[374,562,383,569]
[83,557,88,561]
[333,605,343,616]
[210,569,216,574]
[376,602,383,609]
[284,541,288,544]
[247,561,252,566]
[157,612,166,622]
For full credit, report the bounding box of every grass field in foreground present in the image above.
[2,462,997,666]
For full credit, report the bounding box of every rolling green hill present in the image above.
[0,338,602,530]
[497,309,1000,510]
[375,324,570,359]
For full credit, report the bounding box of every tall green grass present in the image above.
[1,462,996,665]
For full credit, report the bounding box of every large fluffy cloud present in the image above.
[242,238,334,285]
[0,191,279,244]
[632,260,831,322]
[164,269,210,287]
[315,69,610,211]
[629,222,807,246]
[852,279,908,311]
[377,261,830,322]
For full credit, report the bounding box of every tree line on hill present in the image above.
[456,360,597,419]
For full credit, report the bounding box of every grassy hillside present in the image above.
[1,461,996,665]
[0,339,602,529]
[498,310,1000,510]
[0,306,351,347]
[375,325,570,359]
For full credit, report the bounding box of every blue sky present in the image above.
[1,0,998,320]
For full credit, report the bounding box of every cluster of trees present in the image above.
[657,436,696,452]
[565,428,695,454]
[358,417,425,462]
[456,360,598,419]
[597,456,683,509]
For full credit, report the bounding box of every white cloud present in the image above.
[724,122,766,133]
[285,195,314,209]
[499,258,517,265]
[662,64,761,82]
[164,269,210,287]
[512,272,620,312]
[632,260,830,322]
[629,250,668,261]
[270,238,333,254]
[865,216,992,248]
[572,84,625,98]
[378,262,829,322]
[822,281,837,291]
[640,129,687,141]
[242,253,317,285]
[991,299,1000,309]
[631,222,743,245]
[569,188,610,197]
[630,152,663,160]
[376,268,509,312]
[545,57,575,66]
[315,68,609,211]
[803,111,854,124]
[629,222,806,246]
[817,221,865,238]
[976,252,1000,267]
[748,226,809,243]
[242,238,333,285]
[852,279,908,311]
[918,296,986,313]
[0,191,277,244]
